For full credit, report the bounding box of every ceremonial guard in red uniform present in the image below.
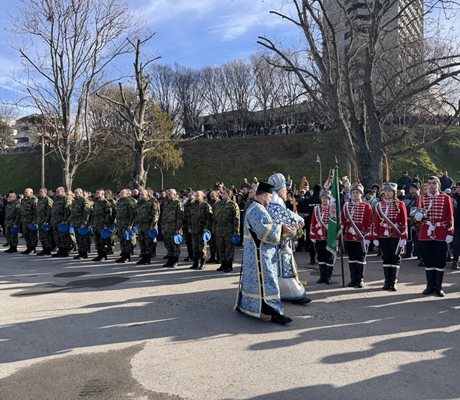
[341,183,373,288]
[373,182,408,291]
[418,176,454,297]
[310,190,335,284]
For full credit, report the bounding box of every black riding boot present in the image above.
[347,263,357,287]
[422,270,435,295]
[434,270,445,297]
[382,267,391,290]
[389,267,399,291]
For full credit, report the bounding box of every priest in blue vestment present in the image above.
[267,173,312,305]
[235,181,295,324]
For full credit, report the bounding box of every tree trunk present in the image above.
[131,142,146,190]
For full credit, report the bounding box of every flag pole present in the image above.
[335,156,345,288]
[340,228,345,288]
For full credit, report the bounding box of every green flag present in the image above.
[326,167,341,258]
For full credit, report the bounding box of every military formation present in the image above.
[1,186,240,272]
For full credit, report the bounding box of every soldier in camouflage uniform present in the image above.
[4,193,21,253]
[189,190,213,270]
[160,189,184,268]
[115,188,137,263]
[20,188,38,254]
[91,189,114,261]
[213,188,240,272]
[208,190,220,263]
[51,187,73,257]
[105,189,117,255]
[34,188,54,256]
[182,191,195,261]
[135,188,160,265]
[69,188,93,259]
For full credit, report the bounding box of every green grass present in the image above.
[1,130,459,194]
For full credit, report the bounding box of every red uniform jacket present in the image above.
[418,193,454,241]
[373,199,408,240]
[310,204,330,241]
[341,201,373,242]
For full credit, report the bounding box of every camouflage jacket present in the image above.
[69,197,92,226]
[160,199,184,232]
[20,196,38,224]
[50,195,73,226]
[116,197,136,227]
[91,198,114,229]
[5,200,21,226]
[35,195,54,225]
[213,199,240,236]
[135,198,160,230]
[189,200,212,234]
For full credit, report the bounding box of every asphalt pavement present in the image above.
[0,239,459,400]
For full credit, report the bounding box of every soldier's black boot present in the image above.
[81,251,88,259]
[92,251,104,262]
[422,270,435,295]
[217,261,226,271]
[152,244,157,258]
[163,255,170,260]
[21,247,32,255]
[73,252,82,260]
[197,257,206,270]
[389,267,399,291]
[325,266,333,285]
[52,249,63,257]
[116,252,128,263]
[44,247,52,255]
[208,255,217,263]
[434,270,445,297]
[223,261,233,273]
[136,255,147,265]
[382,267,391,290]
[347,263,357,287]
[169,257,178,268]
[37,248,47,256]
[162,256,172,268]
[5,246,17,253]
[144,256,151,265]
[316,264,326,284]
[190,259,199,269]
[355,264,364,288]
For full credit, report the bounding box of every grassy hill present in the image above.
[1,130,459,193]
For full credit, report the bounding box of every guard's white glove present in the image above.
[373,240,379,247]
[364,239,370,246]
[398,239,407,248]
[311,239,316,243]
[446,235,454,244]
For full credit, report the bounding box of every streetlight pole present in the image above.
[316,154,322,186]
[153,163,164,191]
[41,134,45,188]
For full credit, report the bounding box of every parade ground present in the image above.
[0,241,459,400]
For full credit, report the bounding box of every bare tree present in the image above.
[200,66,231,133]
[258,0,460,186]
[14,0,134,189]
[251,54,280,131]
[96,36,183,189]
[0,103,17,151]
[173,65,205,137]
[150,64,182,133]
[223,60,255,133]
